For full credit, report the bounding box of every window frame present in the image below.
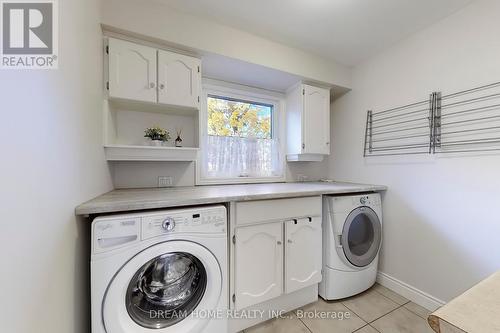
[196,81,286,185]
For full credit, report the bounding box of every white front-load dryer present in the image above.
[91,205,228,333]
[319,193,382,300]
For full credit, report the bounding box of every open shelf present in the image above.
[103,97,200,163]
[104,144,199,161]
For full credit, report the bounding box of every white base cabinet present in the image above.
[231,197,322,311]
[234,223,283,311]
[285,217,322,294]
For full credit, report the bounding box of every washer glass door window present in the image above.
[103,240,222,333]
[341,207,381,267]
[126,252,207,329]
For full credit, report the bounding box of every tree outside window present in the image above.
[207,95,272,139]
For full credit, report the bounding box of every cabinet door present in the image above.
[157,50,201,108]
[108,38,157,103]
[285,217,322,294]
[302,85,330,154]
[235,223,283,310]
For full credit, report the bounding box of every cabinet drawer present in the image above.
[235,196,321,226]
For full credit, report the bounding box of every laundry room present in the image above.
[1,0,500,332]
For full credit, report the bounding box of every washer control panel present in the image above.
[141,205,227,240]
[92,205,227,253]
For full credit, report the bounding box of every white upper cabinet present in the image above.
[285,217,322,294]
[303,85,330,155]
[234,223,283,310]
[158,50,201,108]
[106,38,201,109]
[108,38,157,103]
[286,83,331,161]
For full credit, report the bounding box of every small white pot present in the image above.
[150,139,163,147]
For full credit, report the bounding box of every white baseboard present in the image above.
[377,271,446,311]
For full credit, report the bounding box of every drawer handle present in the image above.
[308,217,312,222]
[98,235,137,248]
[293,219,298,224]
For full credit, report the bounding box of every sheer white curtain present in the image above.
[202,135,283,180]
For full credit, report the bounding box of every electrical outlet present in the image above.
[297,174,309,182]
[158,176,173,187]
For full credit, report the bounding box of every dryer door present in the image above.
[341,207,381,268]
[103,240,222,333]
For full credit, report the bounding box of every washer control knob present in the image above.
[360,197,367,205]
[162,217,175,231]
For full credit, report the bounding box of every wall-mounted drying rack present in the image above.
[364,81,500,157]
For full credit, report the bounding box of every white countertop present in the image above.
[75,181,387,216]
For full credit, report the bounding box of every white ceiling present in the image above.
[156,0,473,66]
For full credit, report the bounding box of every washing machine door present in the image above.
[341,207,381,268]
[103,240,222,333]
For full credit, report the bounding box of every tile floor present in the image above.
[244,284,434,333]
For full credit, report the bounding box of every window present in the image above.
[207,96,272,139]
[199,84,284,184]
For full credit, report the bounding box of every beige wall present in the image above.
[111,159,330,188]
[329,0,500,304]
[0,0,113,332]
[101,0,352,89]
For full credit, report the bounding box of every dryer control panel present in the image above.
[354,194,381,206]
[327,193,381,214]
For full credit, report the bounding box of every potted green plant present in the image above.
[144,126,171,146]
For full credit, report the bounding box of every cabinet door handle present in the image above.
[287,239,293,244]
[159,83,165,90]
[149,82,155,89]
[277,241,282,245]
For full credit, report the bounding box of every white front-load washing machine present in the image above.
[91,205,228,333]
[319,193,382,300]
